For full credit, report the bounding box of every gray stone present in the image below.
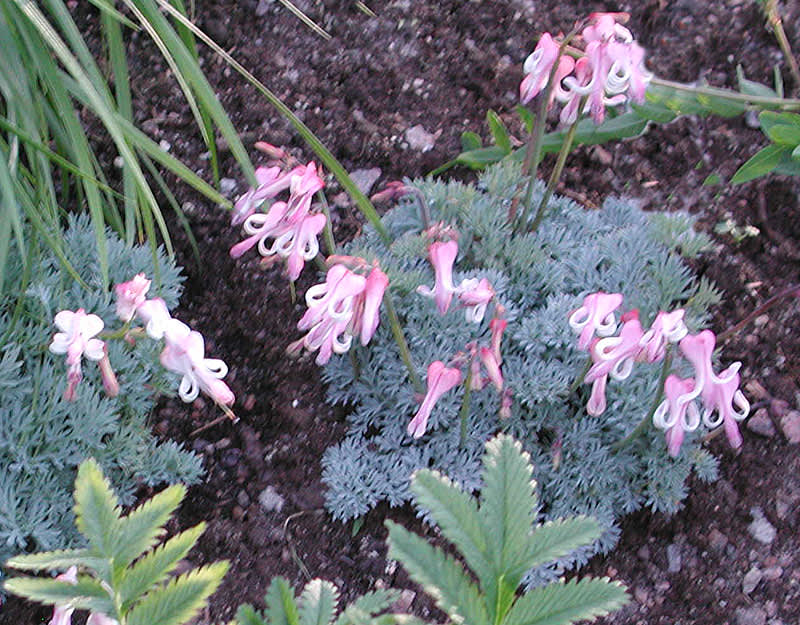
[666,543,682,573]
[735,606,767,625]
[256,0,273,16]
[349,167,382,195]
[748,507,777,544]
[742,566,762,594]
[258,486,285,513]
[405,125,437,152]
[708,528,729,551]
[747,408,776,437]
[779,410,800,443]
[220,177,238,196]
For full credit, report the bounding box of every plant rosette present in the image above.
[320,160,726,579]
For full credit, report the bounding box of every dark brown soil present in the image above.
[4,2,800,625]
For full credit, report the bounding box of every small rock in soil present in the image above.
[255,0,272,16]
[258,486,285,513]
[220,178,238,196]
[748,507,777,544]
[747,408,776,437]
[708,528,729,551]
[742,566,762,594]
[220,448,242,468]
[666,543,682,573]
[735,606,767,625]
[779,410,800,443]
[762,565,783,580]
[349,168,382,195]
[237,490,251,508]
[405,125,437,152]
[391,589,416,613]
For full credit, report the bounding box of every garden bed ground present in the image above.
[5,1,800,624]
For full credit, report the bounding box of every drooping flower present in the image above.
[457,277,495,323]
[159,319,235,406]
[569,291,624,351]
[272,212,327,282]
[407,361,462,438]
[49,309,106,401]
[230,165,300,226]
[653,375,701,457]
[98,345,120,398]
[135,298,173,340]
[114,273,151,322]
[489,316,507,364]
[586,311,644,382]
[417,240,459,314]
[678,330,740,406]
[351,266,389,346]
[48,566,78,625]
[698,364,750,449]
[86,613,120,625]
[479,346,504,392]
[520,33,575,105]
[639,309,688,363]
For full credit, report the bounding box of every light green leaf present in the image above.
[266,577,301,625]
[4,549,105,572]
[237,604,267,625]
[3,576,114,614]
[386,520,488,625]
[731,144,788,183]
[501,578,628,625]
[300,579,339,625]
[456,146,508,169]
[487,110,512,153]
[125,561,229,625]
[461,131,483,152]
[737,65,778,98]
[74,459,121,558]
[333,589,400,625]
[512,517,601,579]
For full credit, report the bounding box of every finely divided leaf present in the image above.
[266,577,301,625]
[386,520,488,625]
[125,561,228,625]
[333,588,400,625]
[3,575,114,615]
[501,578,628,625]
[237,604,268,625]
[117,523,206,608]
[112,484,186,568]
[5,548,104,572]
[74,459,121,556]
[299,579,339,625]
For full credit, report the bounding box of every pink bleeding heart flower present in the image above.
[639,308,688,363]
[479,346,504,392]
[678,331,740,405]
[230,200,291,259]
[114,273,151,322]
[558,56,591,125]
[231,165,292,226]
[290,264,367,365]
[456,277,495,323]
[569,291,624,351]
[586,311,644,383]
[606,40,651,103]
[520,33,574,105]
[699,365,750,449]
[160,319,234,406]
[489,317,507,364]
[653,375,701,457]
[586,373,608,417]
[407,361,463,439]
[49,309,106,401]
[351,266,389,346]
[86,613,120,625]
[272,212,327,281]
[135,298,172,340]
[48,566,78,625]
[417,240,459,315]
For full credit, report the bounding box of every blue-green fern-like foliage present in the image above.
[0,215,203,571]
[321,161,721,573]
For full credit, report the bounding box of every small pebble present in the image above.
[666,543,682,573]
[762,566,783,581]
[708,528,728,551]
[404,124,437,152]
[258,486,285,513]
[237,490,251,508]
[349,168,382,195]
[220,177,238,195]
[747,408,775,437]
[779,410,800,443]
[220,448,242,468]
[735,606,767,625]
[748,507,777,544]
[742,566,762,594]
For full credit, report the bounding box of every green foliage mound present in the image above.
[0,215,202,570]
[322,161,721,574]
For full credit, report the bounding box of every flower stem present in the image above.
[530,113,582,233]
[568,356,593,394]
[764,0,800,93]
[382,291,424,393]
[315,190,337,256]
[459,364,473,447]
[612,350,673,452]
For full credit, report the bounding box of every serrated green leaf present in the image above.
[512,517,601,579]
[266,577,301,625]
[125,561,228,625]
[501,578,628,625]
[386,521,488,625]
[4,549,105,572]
[118,523,206,608]
[456,146,508,169]
[237,604,268,625]
[3,575,114,614]
[112,484,186,569]
[74,459,121,557]
[300,579,339,625]
[334,588,400,625]
[461,131,483,152]
[487,110,512,153]
[731,144,788,183]
[410,470,493,587]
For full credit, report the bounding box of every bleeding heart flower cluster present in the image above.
[288,258,389,365]
[569,292,750,456]
[520,12,653,124]
[230,161,326,281]
[50,273,235,412]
